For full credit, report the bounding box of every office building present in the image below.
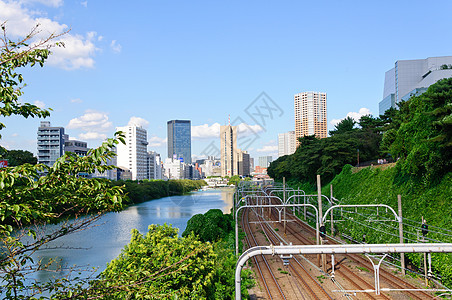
[37,121,65,167]
[258,156,273,168]
[237,149,250,177]
[116,125,148,180]
[278,131,296,157]
[220,124,238,177]
[379,56,452,115]
[294,91,327,145]
[164,157,183,179]
[63,134,88,156]
[167,120,192,164]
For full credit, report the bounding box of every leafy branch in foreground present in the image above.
[0,133,126,299]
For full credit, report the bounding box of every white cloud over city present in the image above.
[191,122,264,140]
[67,110,112,140]
[330,108,372,127]
[256,140,278,157]
[148,136,167,147]
[127,116,149,128]
[0,0,100,70]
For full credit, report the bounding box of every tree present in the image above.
[76,224,217,299]
[0,23,126,299]
[0,22,67,138]
[329,116,357,136]
[1,149,37,166]
[388,78,452,183]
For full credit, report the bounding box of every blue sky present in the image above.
[1,0,452,161]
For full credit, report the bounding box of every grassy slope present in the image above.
[327,164,452,228]
[325,164,452,286]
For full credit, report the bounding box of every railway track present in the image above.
[253,208,334,300]
[279,206,435,299]
[242,207,287,299]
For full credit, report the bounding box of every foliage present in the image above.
[328,164,452,286]
[0,149,37,166]
[0,134,126,299]
[72,224,216,299]
[0,23,67,137]
[386,78,452,184]
[0,22,128,299]
[111,179,206,204]
[227,175,241,186]
[183,209,233,243]
[329,116,357,136]
[268,127,381,183]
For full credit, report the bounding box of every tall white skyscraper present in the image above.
[116,125,148,180]
[294,91,327,145]
[278,131,296,157]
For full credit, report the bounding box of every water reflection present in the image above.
[27,189,234,285]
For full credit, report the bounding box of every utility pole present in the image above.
[330,184,334,235]
[317,175,325,269]
[283,177,286,235]
[398,195,405,275]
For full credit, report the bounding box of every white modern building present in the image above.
[379,56,452,115]
[294,91,327,145]
[116,125,148,180]
[164,157,183,179]
[278,131,296,157]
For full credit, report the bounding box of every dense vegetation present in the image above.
[274,78,452,287]
[269,77,452,187]
[183,209,253,299]
[111,179,206,205]
[0,149,37,166]
[268,109,394,184]
[327,164,452,287]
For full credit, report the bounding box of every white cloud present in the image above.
[257,145,278,153]
[192,123,221,139]
[237,123,264,137]
[148,136,167,147]
[47,32,99,70]
[330,108,372,127]
[70,98,83,103]
[21,0,63,8]
[0,1,99,70]
[80,1,88,8]
[110,40,121,53]
[79,132,107,140]
[33,100,45,108]
[191,122,264,140]
[127,116,149,128]
[67,110,112,135]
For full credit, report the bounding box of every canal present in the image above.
[32,188,234,284]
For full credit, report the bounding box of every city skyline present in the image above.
[1,1,452,160]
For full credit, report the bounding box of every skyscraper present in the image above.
[278,131,296,157]
[294,91,327,145]
[37,121,65,167]
[167,120,192,164]
[220,124,237,177]
[116,125,148,180]
[379,56,452,115]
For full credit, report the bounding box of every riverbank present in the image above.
[110,179,207,205]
